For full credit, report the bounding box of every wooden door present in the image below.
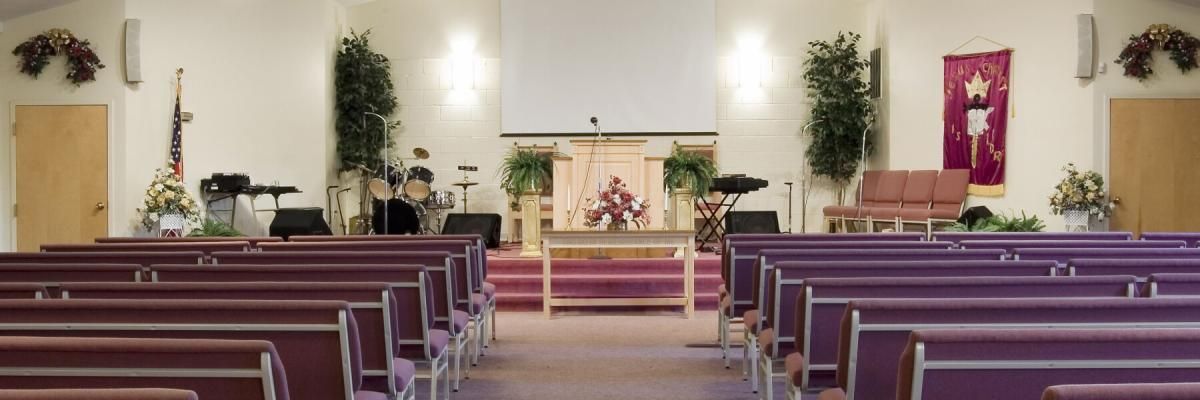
[14,105,109,251]
[1109,98,1200,237]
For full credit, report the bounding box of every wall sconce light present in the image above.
[451,53,476,91]
[737,50,764,88]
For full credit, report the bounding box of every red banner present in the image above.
[943,49,1011,196]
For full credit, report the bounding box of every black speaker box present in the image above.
[726,211,780,234]
[956,206,993,226]
[270,207,332,239]
[443,213,502,248]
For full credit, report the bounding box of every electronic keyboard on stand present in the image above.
[696,175,768,250]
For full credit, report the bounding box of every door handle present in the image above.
[95,202,106,210]
[1112,197,1122,205]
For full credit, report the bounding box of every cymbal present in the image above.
[452,180,478,188]
[413,147,430,160]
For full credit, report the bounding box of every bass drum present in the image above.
[371,198,420,235]
[425,190,456,209]
[403,179,431,201]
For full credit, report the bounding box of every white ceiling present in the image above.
[0,0,77,22]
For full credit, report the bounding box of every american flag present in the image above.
[169,87,183,179]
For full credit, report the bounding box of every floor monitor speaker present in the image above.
[956,206,993,227]
[443,213,502,248]
[270,207,332,239]
[726,211,780,234]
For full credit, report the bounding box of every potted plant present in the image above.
[498,148,553,257]
[187,218,243,237]
[335,30,399,233]
[1049,163,1110,231]
[663,146,718,230]
[946,211,1046,232]
[136,166,200,237]
[802,32,875,205]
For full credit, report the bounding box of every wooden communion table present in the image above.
[541,230,696,318]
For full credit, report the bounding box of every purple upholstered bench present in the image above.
[742,248,1006,392]
[1014,248,1200,266]
[209,250,470,390]
[774,265,1113,397]
[898,329,1200,400]
[1069,259,1200,282]
[1141,232,1200,247]
[96,235,283,247]
[0,388,200,400]
[1145,273,1200,297]
[42,242,251,254]
[0,299,378,400]
[0,336,283,400]
[718,240,951,367]
[815,298,1200,400]
[1042,382,1200,400]
[931,231,1134,244]
[959,239,1186,254]
[0,252,204,267]
[289,234,494,345]
[0,264,142,297]
[150,263,449,399]
[60,282,422,400]
[0,283,48,299]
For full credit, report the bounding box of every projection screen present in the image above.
[500,0,716,135]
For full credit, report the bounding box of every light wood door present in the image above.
[1109,98,1200,237]
[14,105,109,251]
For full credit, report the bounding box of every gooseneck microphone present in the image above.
[590,116,598,126]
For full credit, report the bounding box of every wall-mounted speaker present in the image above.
[869,48,882,99]
[124,19,143,83]
[1075,14,1095,79]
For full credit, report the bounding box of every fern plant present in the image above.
[498,149,554,199]
[663,146,718,198]
[335,30,399,172]
[946,211,1046,232]
[803,32,874,201]
[187,218,243,237]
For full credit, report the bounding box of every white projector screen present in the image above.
[501,0,716,135]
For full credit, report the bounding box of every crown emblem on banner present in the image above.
[964,71,992,99]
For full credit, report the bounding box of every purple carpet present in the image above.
[488,254,722,312]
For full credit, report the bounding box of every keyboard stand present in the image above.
[694,192,744,250]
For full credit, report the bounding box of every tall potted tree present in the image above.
[663,146,718,231]
[335,30,399,232]
[499,149,553,257]
[803,32,875,205]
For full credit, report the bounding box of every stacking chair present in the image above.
[821,170,881,232]
[869,170,937,232]
[845,170,907,232]
[897,169,970,235]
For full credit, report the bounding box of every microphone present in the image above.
[590,116,598,126]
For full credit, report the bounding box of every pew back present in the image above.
[0,252,204,267]
[42,242,251,254]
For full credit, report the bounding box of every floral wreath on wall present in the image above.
[1115,24,1199,81]
[11,28,105,85]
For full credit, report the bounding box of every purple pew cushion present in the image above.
[428,329,450,358]
[483,281,496,300]
[353,391,388,400]
[393,358,416,390]
[1043,383,1200,400]
[742,310,761,333]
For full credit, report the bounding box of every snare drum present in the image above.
[426,190,456,209]
[403,179,432,201]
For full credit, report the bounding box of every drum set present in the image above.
[366,148,456,234]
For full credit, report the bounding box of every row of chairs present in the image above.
[718,231,1200,400]
[0,234,497,400]
[821,169,970,234]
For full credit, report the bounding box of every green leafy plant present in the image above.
[187,218,243,237]
[335,30,399,172]
[498,149,554,198]
[946,211,1046,232]
[803,32,875,201]
[663,146,718,198]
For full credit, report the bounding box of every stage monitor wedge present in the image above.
[270,207,332,240]
[726,211,780,235]
[443,213,502,249]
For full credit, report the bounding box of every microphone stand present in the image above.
[853,121,874,231]
[364,112,390,234]
[799,119,824,233]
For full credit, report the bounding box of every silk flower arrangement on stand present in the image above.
[582,176,650,230]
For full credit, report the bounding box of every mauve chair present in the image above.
[1140,232,1200,247]
[0,389,199,400]
[869,170,938,232]
[820,297,1200,400]
[897,169,970,236]
[822,170,882,232]
[60,282,419,400]
[847,170,907,232]
[1042,383,1200,400]
[0,336,286,400]
[898,329,1200,400]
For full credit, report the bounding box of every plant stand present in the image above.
[1064,209,1091,232]
[519,190,543,257]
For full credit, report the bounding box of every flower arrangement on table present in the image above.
[582,176,650,230]
[136,166,200,232]
[1048,163,1110,217]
